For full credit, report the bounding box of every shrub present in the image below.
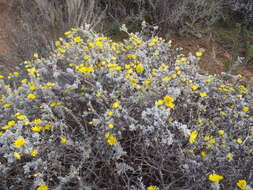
[7,0,105,60]
[224,0,253,28]
[0,25,252,189]
[145,0,224,37]
[99,0,225,37]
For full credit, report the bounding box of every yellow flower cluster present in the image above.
[37,185,49,190]
[112,101,121,109]
[76,65,94,74]
[208,173,224,182]
[31,122,52,132]
[237,180,247,190]
[148,37,160,47]
[105,132,117,146]
[147,185,158,190]
[156,95,175,109]
[27,93,36,99]
[13,137,26,148]
[108,63,122,72]
[189,130,198,144]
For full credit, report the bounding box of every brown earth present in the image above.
[172,34,253,85]
[0,0,20,72]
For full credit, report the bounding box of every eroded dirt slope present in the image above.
[0,0,19,72]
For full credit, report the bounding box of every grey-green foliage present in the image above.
[225,0,253,27]
[0,26,253,189]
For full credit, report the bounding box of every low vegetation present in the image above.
[0,25,252,189]
[6,0,253,65]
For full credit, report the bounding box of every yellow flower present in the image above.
[243,106,249,112]
[159,64,169,70]
[162,76,171,81]
[201,151,207,157]
[208,174,224,182]
[73,36,82,43]
[33,53,39,59]
[13,137,25,148]
[107,135,117,146]
[165,102,175,109]
[0,131,3,136]
[27,67,37,76]
[236,180,247,190]
[226,153,233,159]
[96,91,102,98]
[136,64,144,74]
[50,102,57,107]
[64,31,72,36]
[27,93,36,99]
[33,119,41,125]
[95,40,103,48]
[16,114,27,120]
[205,78,213,83]
[112,101,120,109]
[163,95,174,103]
[111,57,117,61]
[23,60,30,65]
[83,55,90,60]
[78,66,94,73]
[105,132,110,138]
[2,125,11,130]
[181,57,187,62]
[191,85,199,91]
[171,74,177,79]
[147,185,158,190]
[155,99,164,106]
[125,64,131,69]
[14,152,21,160]
[210,139,216,144]
[44,123,52,130]
[46,82,55,87]
[89,43,94,47]
[3,104,11,108]
[107,111,114,117]
[37,185,49,190]
[218,130,225,135]
[0,75,4,79]
[13,72,19,76]
[8,120,16,127]
[144,79,151,86]
[55,40,61,47]
[188,149,194,153]
[206,144,214,149]
[108,124,114,129]
[29,84,36,91]
[195,51,203,57]
[31,126,43,132]
[199,92,208,97]
[31,149,39,157]
[237,138,243,144]
[175,66,180,71]
[204,136,212,141]
[21,79,28,84]
[57,48,65,54]
[163,95,175,109]
[189,130,198,144]
[61,137,67,143]
[176,70,182,75]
